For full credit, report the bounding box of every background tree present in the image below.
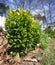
[1,0,55,24]
[20,0,25,9]
[28,0,33,11]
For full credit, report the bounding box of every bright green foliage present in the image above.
[5,8,46,56]
[40,33,48,49]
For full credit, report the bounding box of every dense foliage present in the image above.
[45,26,55,38]
[5,8,47,56]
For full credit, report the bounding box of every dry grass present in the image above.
[35,39,55,65]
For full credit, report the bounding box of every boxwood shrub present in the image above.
[5,8,46,56]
